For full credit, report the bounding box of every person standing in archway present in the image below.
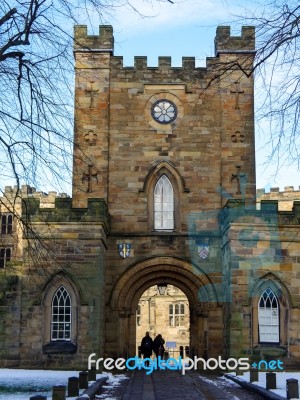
[141,331,153,367]
[153,334,165,360]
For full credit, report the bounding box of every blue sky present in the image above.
[82,0,300,193]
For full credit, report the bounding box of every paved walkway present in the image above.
[120,370,266,400]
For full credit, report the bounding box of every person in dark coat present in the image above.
[153,334,165,360]
[140,331,153,366]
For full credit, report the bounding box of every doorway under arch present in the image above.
[136,284,190,358]
[108,256,223,359]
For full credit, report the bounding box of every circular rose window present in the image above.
[151,99,177,124]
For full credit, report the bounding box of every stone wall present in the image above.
[0,189,109,368]
[222,199,300,363]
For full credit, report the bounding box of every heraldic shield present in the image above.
[197,241,209,260]
[118,243,131,259]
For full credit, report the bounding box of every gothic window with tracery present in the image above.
[258,288,279,343]
[154,175,174,230]
[51,286,71,341]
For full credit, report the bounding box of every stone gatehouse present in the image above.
[0,25,300,369]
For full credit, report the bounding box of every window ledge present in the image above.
[253,345,287,358]
[42,341,77,354]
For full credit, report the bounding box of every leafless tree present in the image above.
[0,0,174,195]
[234,1,300,171]
[0,0,173,276]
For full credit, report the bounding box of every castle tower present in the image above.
[215,26,256,204]
[72,25,256,211]
[2,24,300,370]
[71,25,258,359]
[72,25,114,207]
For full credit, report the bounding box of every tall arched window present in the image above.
[51,286,71,341]
[154,175,174,230]
[258,288,279,343]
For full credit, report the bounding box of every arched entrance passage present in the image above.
[109,256,221,358]
[136,284,190,358]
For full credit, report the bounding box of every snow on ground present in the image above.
[0,369,128,400]
[227,371,300,400]
[95,372,129,400]
[199,374,241,400]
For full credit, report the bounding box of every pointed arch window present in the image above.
[51,286,71,341]
[258,288,279,343]
[154,175,174,230]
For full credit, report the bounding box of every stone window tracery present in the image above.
[51,286,72,341]
[258,288,279,343]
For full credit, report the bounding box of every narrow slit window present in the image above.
[136,304,141,326]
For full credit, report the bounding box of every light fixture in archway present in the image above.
[157,284,167,296]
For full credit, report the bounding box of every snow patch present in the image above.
[226,371,300,399]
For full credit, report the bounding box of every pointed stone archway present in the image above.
[108,256,223,358]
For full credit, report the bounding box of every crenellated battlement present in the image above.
[1,185,69,209]
[111,55,211,71]
[257,186,300,195]
[73,24,255,70]
[222,198,300,228]
[74,25,114,52]
[214,26,255,56]
[257,186,300,211]
[23,197,109,225]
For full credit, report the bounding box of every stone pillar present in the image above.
[88,366,97,381]
[79,371,89,389]
[185,346,190,357]
[68,376,79,397]
[52,385,66,400]
[266,372,276,390]
[286,378,299,399]
[250,368,258,382]
[179,346,184,358]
